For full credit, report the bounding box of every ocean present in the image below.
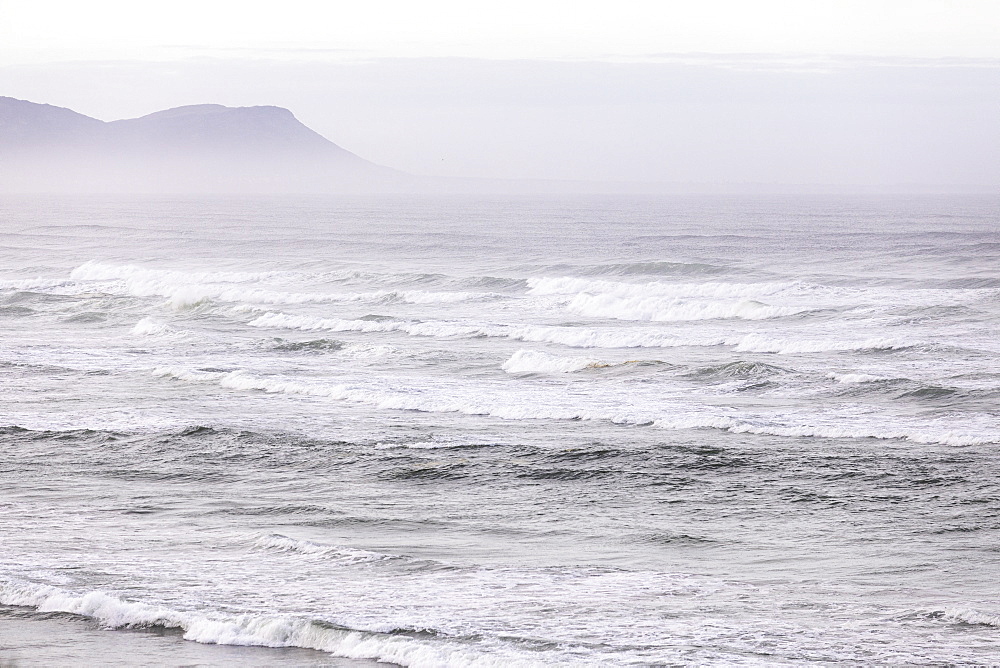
[0,194,998,666]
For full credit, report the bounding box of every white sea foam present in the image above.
[653,415,995,447]
[526,276,804,299]
[564,293,803,321]
[69,261,494,309]
[70,261,286,285]
[251,534,391,564]
[827,372,890,384]
[732,333,911,354]
[248,310,920,355]
[152,366,226,383]
[0,277,75,291]
[527,276,999,310]
[0,580,547,667]
[502,350,606,374]
[130,317,173,337]
[150,366,998,447]
[527,277,809,322]
[938,607,1000,627]
[247,311,717,349]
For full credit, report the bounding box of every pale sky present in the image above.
[3,1,1000,61]
[1,1,999,187]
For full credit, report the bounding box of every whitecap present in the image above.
[502,350,607,374]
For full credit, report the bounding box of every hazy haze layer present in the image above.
[2,57,998,189]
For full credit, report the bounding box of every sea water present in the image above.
[0,194,998,666]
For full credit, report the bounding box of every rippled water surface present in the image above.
[1,195,999,665]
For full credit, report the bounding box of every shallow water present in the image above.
[1,194,998,665]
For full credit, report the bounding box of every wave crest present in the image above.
[251,534,392,564]
[0,580,533,667]
[501,350,606,374]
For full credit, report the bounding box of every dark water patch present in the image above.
[926,524,987,535]
[515,467,614,481]
[817,468,888,482]
[5,290,78,304]
[631,531,718,546]
[370,271,450,287]
[540,446,626,463]
[685,361,789,381]
[303,515,452,531]
[583,260,730,277]
[383,626,444,639]
[384,462,470,482]
[112,504,174,516]
[892,384,998,410]
[141,426,361,470]
[672,444,727,456]
[830,377,908,398]
[176,425,219,437]
[920,609,1000,628]
[777,487,845,506]
[0,305,34,317]
[0,425,123,445]
[890,304,983,325]
[732,380,777,392]
[592,360,682,378]
[832,378,1000,412]
[359,314,396,322]
[854,343,919,355]
[271,338,346,353]
[102,468,232,483]
[907,474,967,487]
[657,449,756,473]
[941,276,1000,289]
[210,504,337,517]
[462,275,527,290]
[371,439,497,452]
[897,386,958,401]
[63,311,107,323]
[0,604,99,626]
[787,307,840,320]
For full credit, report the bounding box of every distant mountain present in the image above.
[0,97,406,193]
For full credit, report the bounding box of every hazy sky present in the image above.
[1,0,999,187]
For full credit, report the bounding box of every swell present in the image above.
[66,261,514,309]
[684,360,789,381]
[825,374,1000,407]
[149,367,1000,446]
[250,533,395,565]
[0,580,511,668]
[246,310,920,354]
[577,260,730,276]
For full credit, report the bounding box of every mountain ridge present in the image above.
[0,97,399,193]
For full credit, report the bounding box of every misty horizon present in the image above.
[2,58,999,195]
[3,2,999,192]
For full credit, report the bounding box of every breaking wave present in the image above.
[247,311,919,354]
[131,317,176,337]
[68,261,498,309]
[0,580,540,668]
[527,276,804,299]
[827,372,891,384]
[150,366,999,446]
[501,350,607,374]
[250,534,392,564]
[563,293,804,322]
[935,607,1000,627]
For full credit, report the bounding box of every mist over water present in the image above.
[1,194,999,665]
